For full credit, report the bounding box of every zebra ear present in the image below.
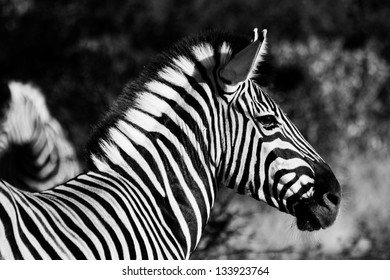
[220,28,268,86]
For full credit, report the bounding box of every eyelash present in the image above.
[255,115,279,129]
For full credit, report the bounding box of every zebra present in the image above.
[0,28,341,259]
[0,81,81,192]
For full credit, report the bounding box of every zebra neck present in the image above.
[93,118,218,256]
[89,86,226,257]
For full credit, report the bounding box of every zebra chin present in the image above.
[288,163,341,232]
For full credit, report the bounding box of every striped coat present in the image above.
[0,29,340,259]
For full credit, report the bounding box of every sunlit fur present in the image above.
[0,30,339,259]
[0,82,81,191]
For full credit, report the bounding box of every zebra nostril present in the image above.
[323,192,340,208]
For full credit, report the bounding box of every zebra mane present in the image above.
[112,30,251,112]
[86,30,268,167]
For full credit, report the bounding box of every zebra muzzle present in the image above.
[294,195,340,232]
[293,163,341,231]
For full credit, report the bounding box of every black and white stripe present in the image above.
[0,82,81,191]
[0,29,340,259]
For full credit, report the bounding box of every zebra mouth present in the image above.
[293,199,326,232]
[295,208,323,231]
[293,195,339,232]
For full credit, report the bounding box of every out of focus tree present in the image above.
[272,38,389,157]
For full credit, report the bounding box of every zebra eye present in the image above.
[256,115,278,128]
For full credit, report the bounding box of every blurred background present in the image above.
[1,0,390,259]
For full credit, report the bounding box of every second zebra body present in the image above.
[0,81,81,191]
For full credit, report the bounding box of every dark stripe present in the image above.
[17,206,45,259]
[0,184,23,259]
[285,183,313,214]
[66,179,131,259]
[90,172,173,259]
[155,145,193,253]
[97,152,182,258]
[52,186,124,259]
[32,195,88,259]
[150,79,212,162]
[252,141,262,198]
[276,166,314,204]
[273,172,299,213]
[78,169,143,259]
[81,171,153,259]
[40,191,111,259]
[14,193,63,259]
[226,121,248,191]
[127,114,212,208]
[236,129,256,194]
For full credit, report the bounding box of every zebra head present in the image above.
[0,81,51,154]
[217,29,341,231]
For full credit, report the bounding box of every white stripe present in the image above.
[111,122,187,259]
[7,196,48,259]
[157,139,196,259]
[159,66,190,88]
[77,174,147,259]
[124,106,212,218]
[39,191,107,259]
[33,190,96,259]
[91,144,155,259]
[172,56,196,76]
[219,42,233,66]
[62,181,125,259]
[111,123,166,197]
[234,125,254,192]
